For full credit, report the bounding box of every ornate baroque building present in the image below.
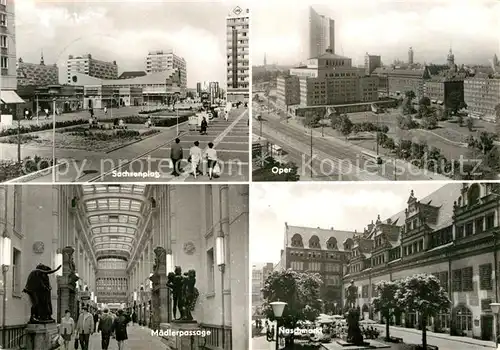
[344,183,500,341]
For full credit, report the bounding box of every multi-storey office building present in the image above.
[226,7,250,102]
[66,54,118,83]
[365,53,381,76]
[344,183,500,341]
[424,77,464,108]
[372,67,431,100]
[276,75,300,109]
[145,50,187,89]
[307,6,335,59]
[276,223,357,313]
[0,184,249,350]
[464,75,500,122]
[0,0,16,91]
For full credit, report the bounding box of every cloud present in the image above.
[16,0,230,87]
[250,183,444,264]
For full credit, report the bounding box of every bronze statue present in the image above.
[180,269,198,321]
[344,280,364,345]
[23,264,62,323]
[346,280,357,309]
[167,266,184,320]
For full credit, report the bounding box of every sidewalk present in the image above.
[383,325,495,348]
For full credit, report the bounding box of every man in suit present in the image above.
[170,138,183,176]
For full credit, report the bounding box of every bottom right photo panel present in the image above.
[251,182,500,350]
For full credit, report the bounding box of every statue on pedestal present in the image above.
[167,266,184,320]
[345,280,364,345]
[23,264,62,323]
[180,270,199,321]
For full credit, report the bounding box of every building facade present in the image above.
[464,76,500,121]
[16,84,85,114]
[344,183,500,341]
[373,67,431,100]
[308,6,335,59]
[17,56,59,87]
[284,50,378,108]
[424,77,464,108]
[145,50,187,89]
[0,0,16,91]
[278,223,356,313]
[0,184,249,350]
[226,7,250,102]
[365,53,381,75]
[276,75,300,108]
[66,54,118,83]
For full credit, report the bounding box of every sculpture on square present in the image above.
[167,266,184,320]
[23,264,62,323]
[344,280,364,345]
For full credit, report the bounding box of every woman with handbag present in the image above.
[60,310,75,350]
[204,142,218,180]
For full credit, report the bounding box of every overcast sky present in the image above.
[250,183,446,265]
[252,0,500,66]
[16,0,237,88]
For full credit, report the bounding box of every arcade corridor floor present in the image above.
[86,324,168,350]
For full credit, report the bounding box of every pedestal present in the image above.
[25,323,59,350]
[159,321,201,350]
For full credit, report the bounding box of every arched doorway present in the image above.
[453,304,472,335]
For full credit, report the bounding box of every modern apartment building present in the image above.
[0,0,16,92]
[226,7,250,102]
[276,223,357,313]
[308,6,335,59]
[464,75,500,121]
[344,183,500,341]
[17,56,59,87]
[66,54,118,83]
[145,50,186,88]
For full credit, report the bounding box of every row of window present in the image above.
[456,213,495,239]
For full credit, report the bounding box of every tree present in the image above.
[395,274,450,350]
[372,281,400,341]
[338,115,353,138]
[421,115,438,130]
[261,269,323,346]
[303,111,321,127]
[405,90,416,101]
[479,132,495,154]
[418,96,431,107]
[467,117,474,131]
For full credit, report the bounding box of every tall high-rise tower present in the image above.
[0,0,18,92]
[408,47,414,65]
[226,7,250,102]
[308,6,335,59]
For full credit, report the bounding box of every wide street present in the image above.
[3,107,249,183]
[253,104,449,181]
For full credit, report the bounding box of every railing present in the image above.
[199,324,232,350]
[0,324,27,350]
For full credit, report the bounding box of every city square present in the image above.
[251,1,500,181]
[0,1,250,183]
[252,182,500,349]
[0,184,249,349]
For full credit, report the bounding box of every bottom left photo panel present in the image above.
[0,184,249,350]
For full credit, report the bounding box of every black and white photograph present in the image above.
[251,1,500,182]
[0,184,249,350]
[0,1,250,183]
[251,182,500,350]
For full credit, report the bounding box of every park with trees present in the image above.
[257,270,451,350]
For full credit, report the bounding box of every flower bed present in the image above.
[0,119,88,137]
[0,156,53,182]
[121,115,189,127]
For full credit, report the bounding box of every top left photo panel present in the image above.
[0,0,250,183]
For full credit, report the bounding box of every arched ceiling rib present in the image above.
[82,185,147,261]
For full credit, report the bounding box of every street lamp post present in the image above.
[491,303,500,348]
[270,301,287,350]
[1,233,12,349]
[216,231,226,350]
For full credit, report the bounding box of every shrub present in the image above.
[0,119,88,137]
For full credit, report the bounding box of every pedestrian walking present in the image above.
[98,309,114,350]
[104,106,108,115]
[189,141,202,179]
[204,142,218,180]
[200,117,208,135]
[93,311,99,333]
[170,138,183,176]
[112,310,130,350]
[131,311,137,325]
[60,310,75,350]
[75,306,94,350]
[224,111,228,121]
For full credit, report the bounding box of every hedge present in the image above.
[0,119,88,137]
[121,116,189,127]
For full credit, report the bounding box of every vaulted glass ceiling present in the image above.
[82,185,147,261]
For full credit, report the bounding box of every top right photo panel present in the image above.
[251,1,500,182]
